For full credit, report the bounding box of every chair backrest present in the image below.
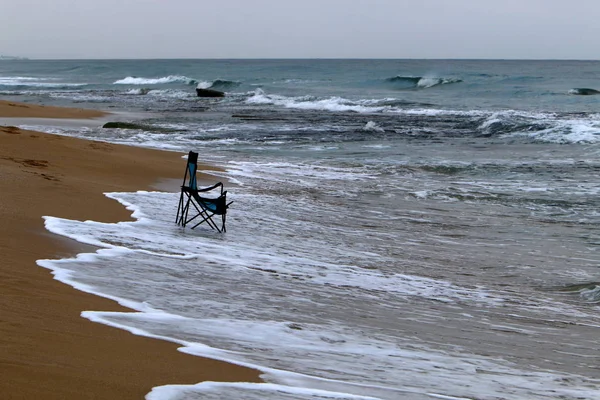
[183,151,198,190]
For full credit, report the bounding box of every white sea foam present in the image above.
[246,89,389,113]
[35,178,600,400]
[243,89,510,118]
[125,88,150,95]
[0,76,41,81]
[195,80,214,89]
[148,382,383,400]
[7,58,600,399]
[0,76,86,87]
[114,75,196,85]
[393,108,488,117]
[225,160,374,185]
[579,285,600,302]
[362,121,384,133]
[416,77,461,89]
[47,92,111,102]
[469,109,600,143]
[501,115,600,144]
[146,89,195,99]
[122,87,198,98]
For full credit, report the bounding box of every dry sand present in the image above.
[0,101,261,399]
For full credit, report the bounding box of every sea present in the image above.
[1,59,600,399]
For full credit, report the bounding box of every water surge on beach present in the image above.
[3,59,600,399]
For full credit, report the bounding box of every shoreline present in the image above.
[0,101,262,399]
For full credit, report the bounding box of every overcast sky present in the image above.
[1,0,598,59]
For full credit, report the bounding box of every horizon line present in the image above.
[2,57,600,62]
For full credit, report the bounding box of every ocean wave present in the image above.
[417,77,462,88]
[196,79,241,91]
[146,89,195,99]
[515,121,600,144]
[247,91,600,145]
[113,75,197,85]
[376,98,435,107]
[568,88,600,96]
[362,121,385,133]
[0,83,86,89]
[123,87,193,99]
[579,285,600,303]
[210,79,241,90]
[385,75,462,89]
[50,94,111,102]
[126,88,151,95]
[479,111,600,144]
[386,76,421,84]
[280,78,319,85]
[559,282,600,303]
[392,108,487,117]
[247,89,390,113]
[477,111,553,137]
[0,76,43,83]
[0,76,86,88]
[244,89,493,117]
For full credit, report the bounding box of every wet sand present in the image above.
[0,100,261,400]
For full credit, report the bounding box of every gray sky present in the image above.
[1,0,598,59]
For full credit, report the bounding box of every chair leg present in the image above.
[177,192,194,228]
[176,192,181,224]
[176,191,185,224]
[190,211,220,232]
[177,191,227,233]
[183,196,192,227]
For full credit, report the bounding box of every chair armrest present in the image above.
[197,182,224,193]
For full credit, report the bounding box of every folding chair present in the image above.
[176,151,230,232]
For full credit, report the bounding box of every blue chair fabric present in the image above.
[175,151,230,232]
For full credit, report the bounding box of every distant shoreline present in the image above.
[0,55,28,60]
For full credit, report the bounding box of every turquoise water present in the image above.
[3,59,600,399]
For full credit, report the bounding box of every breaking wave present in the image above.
[113,75,198,85]
[0,76,86,88]
[559,282,600,303]
[124,88,193,99]
[478,111,600,144]
[246,89,391,113]
[362,121,385,133]
[568,88,600,96]
[386,76,421,84]
[579,285,600,303]
[126,88,151,95]
[385,75,463,89]
[246,89,458,114]
[196,79,241,91]
[210,79,241,90]
[245,90,600,145]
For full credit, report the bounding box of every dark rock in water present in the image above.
[569,88,600,95]
[287,323,303,330]
[196,88,225,97]
[102,122,179,132]
[232,114,287,121]
[102,121,148,130]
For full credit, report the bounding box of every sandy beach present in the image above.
[0,100,261,399]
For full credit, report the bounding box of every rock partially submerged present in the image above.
[569,88,600,95]
[102,122,150,130]
[196,88,225,97]
[102,122,178,132]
